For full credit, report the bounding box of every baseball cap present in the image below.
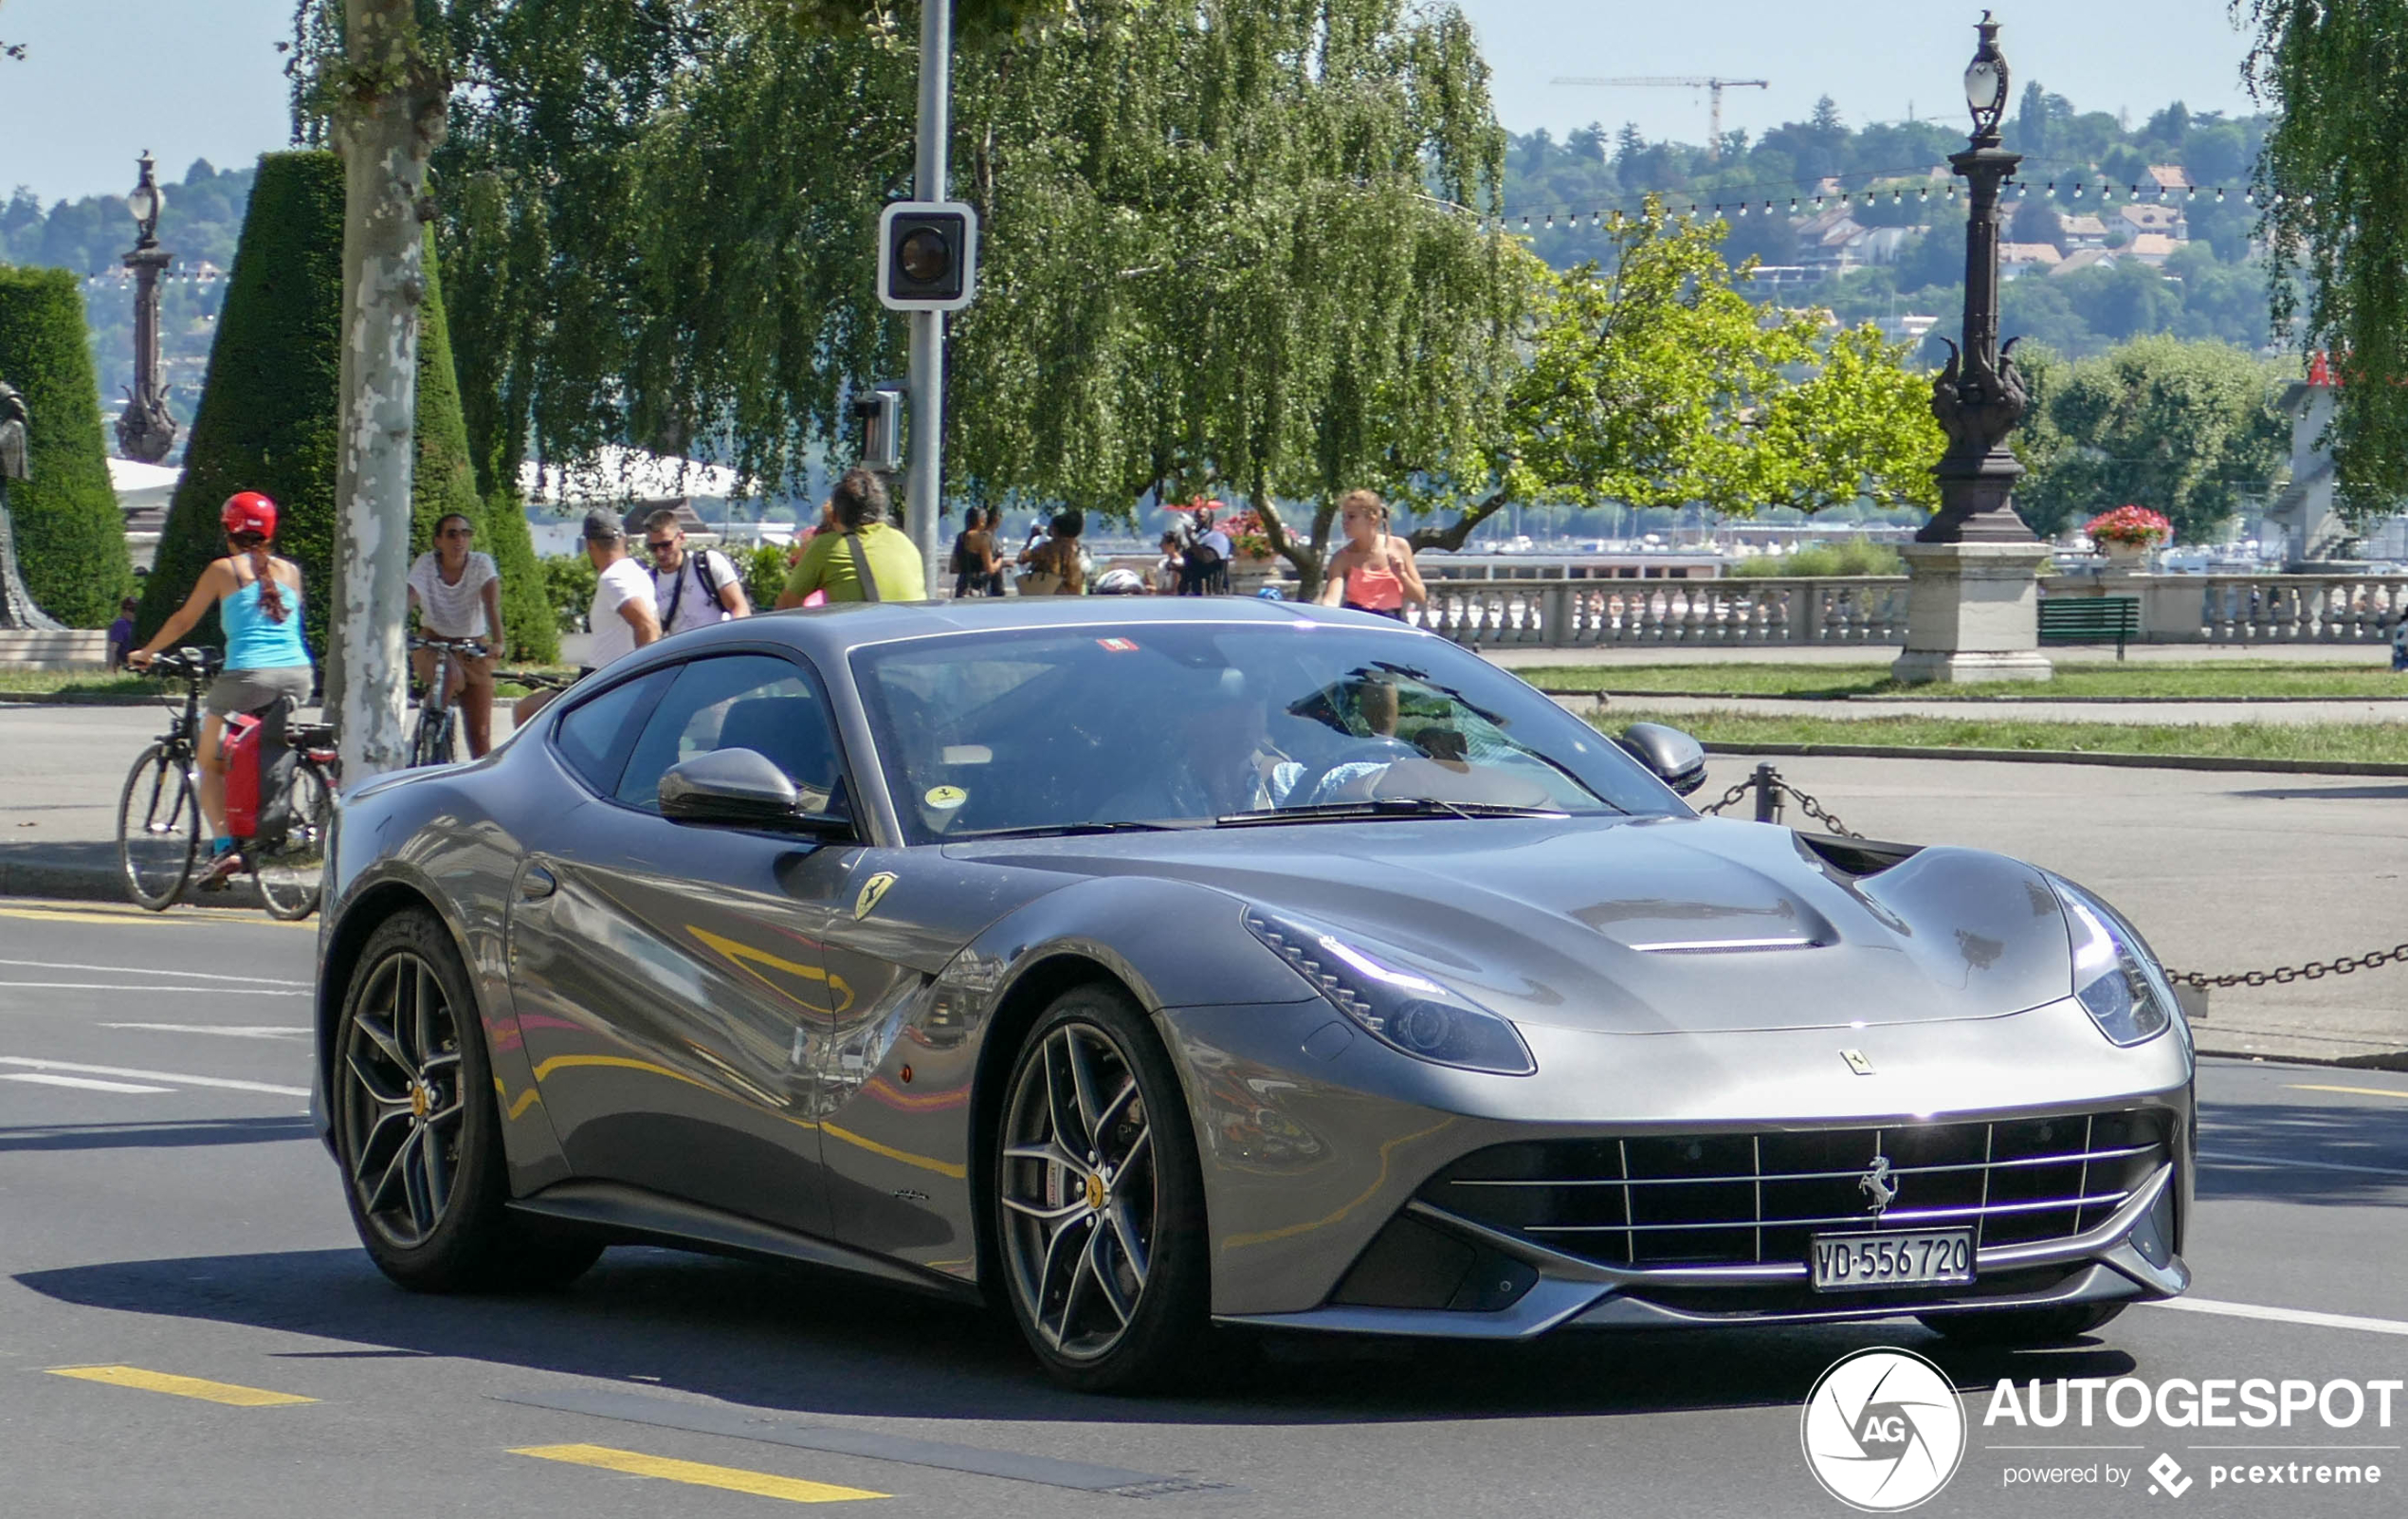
[581,507,625,541]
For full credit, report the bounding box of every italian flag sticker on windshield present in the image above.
[1098,638,1139,652]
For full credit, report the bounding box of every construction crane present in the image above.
[1550,77,1771,161]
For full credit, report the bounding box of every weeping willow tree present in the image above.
[2241,0,2408,509]
[410,0,1516,596]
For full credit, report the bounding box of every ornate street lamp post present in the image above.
[1891,13,2054,684]
[115,152,178,465]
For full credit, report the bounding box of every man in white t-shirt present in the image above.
[582,508,662,674]
[642,507,750,635]
[406,511,503,756]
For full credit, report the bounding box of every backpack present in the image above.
[653,549,727,630]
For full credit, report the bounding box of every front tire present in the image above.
[117,742,198,911]
[332,907,600,1291]
[1919,1302,2125,1346]
[993,983,1211,1394]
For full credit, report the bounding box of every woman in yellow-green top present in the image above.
[775,467,927,606]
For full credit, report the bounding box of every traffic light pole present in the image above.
[906,0,952,595]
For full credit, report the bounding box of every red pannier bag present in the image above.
[221,709,265,840]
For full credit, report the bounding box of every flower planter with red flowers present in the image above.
[2084,505,2172,574]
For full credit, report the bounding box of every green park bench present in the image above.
[2038,595,2141,659]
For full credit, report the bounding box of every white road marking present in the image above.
[0,958,311,988]
[2198,1148,2408,1180]
[2143,1297,2408,1339]
[101,1023,311,1040]
[0,1072,173,1094]
[0,981,307,997]
[0,1057,307,1097]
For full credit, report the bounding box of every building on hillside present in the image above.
[1999,242,2063,279]
[1795,208,1869,278]
[2118,202,2186,240]
[2125,232,2180,266]
[1874,314,1941,346]
[2146,164,2193,192]
[2051,247,2119,278]
[2058,213,2110,248]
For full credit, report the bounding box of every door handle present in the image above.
[519,864,557,901]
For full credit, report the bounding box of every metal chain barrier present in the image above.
[1690,760,2407,991]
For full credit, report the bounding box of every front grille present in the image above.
[1423,1110,2169,1271]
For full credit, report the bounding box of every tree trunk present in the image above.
[329,0,447,781]
[1252,486,1340,602]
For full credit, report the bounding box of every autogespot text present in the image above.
[1985,1377,2401,1494]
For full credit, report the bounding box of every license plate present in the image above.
[1811,1229,1974,1290]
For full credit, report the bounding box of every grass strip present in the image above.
[1596,706,2408,766]
[1527,659,2408,701]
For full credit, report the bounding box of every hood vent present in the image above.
[1627,935,1822,955]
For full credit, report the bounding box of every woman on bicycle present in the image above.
[406,511,502,757]
[129,492,313,887]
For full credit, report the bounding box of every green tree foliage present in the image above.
[0,266,131,625]
[2242,0,2408,505]
[1452,204,1941,536]
[2013,335,2287,541]
[137,153,346,655]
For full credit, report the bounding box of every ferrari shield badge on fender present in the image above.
[854,870,899,921]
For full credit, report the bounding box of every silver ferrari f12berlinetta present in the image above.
[312,597,2192,1391]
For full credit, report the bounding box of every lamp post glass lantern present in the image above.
[115,151,177,465]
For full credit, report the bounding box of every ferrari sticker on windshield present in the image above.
[923,785,967,811]
[853,870,899,921]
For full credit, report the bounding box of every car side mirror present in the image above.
[659,748,855,838]
[1614,722,1708,796]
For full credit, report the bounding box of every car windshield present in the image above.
[850,622,1683,843]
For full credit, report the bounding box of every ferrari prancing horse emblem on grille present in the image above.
[1859,1154,1899,1215]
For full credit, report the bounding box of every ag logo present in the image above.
[853,870,899,921]
[1800,1346,1965,1511]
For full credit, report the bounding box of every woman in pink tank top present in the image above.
[1317,488,1427,619]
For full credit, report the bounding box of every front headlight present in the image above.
[2049,876,2180,1047]
[1244,907,1536,1075]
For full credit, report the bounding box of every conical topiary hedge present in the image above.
[0,266,133,626]
[137,151,344,654]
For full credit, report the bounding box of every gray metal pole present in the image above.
[907,0,951,595]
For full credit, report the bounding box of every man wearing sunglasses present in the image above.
[643,506,751,636]
[405,511,503,757]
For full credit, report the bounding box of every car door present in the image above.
[506,650,857,1237]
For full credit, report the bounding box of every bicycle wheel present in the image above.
[255,760,334,921]
[408,705,456,768]
[118,742,199,911]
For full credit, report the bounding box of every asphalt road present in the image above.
[3,898,2406,1518]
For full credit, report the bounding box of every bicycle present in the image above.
[116,649,340,920]
[407,633,486,768]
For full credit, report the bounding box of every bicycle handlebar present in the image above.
[410,634,489,656]
[142,648,221,681]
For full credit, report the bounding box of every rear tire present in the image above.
[407,706,455,769]
[117,742,197,911]
[1919,1302,2125,1346]
[992,982,1211,1394]
[254,760,332,921]
[332,907,601,1292]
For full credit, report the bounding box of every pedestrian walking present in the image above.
[126,491,315,888]
[1179,505,1232,595]
[581,507,661,674]
[106,595,137,669]
[1153,531,1184,595]
[775,467,927,605]
[1317,488,1426,619]
[643,507,749,634]
[1016,510,1088,595]
[952,507,1003,598]
[405,511,504,758]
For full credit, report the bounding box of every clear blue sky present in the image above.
[0,1,2261,206]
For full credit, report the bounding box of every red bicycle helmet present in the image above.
[221,491,278,540]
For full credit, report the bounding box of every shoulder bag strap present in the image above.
[848,533,882,603]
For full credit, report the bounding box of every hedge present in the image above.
[137,152,344,654]
[0,266,132,626]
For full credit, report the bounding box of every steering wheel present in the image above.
[1283,737,1423,808]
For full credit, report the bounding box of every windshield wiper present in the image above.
[1214,798,1572,827]
[952,818,1206,840]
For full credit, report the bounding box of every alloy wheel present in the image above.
[337,951,465,1249]
[1000,1020,1158,1363]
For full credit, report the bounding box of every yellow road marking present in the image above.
[0,903,311,931]
[513,1444,886,1503]
[2287,1083,2408,1102]
[47,1364,316,1407]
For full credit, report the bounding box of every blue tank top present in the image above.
[222,575,311,670]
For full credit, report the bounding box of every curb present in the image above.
[0,693,158,706]
[0,855,265,910]
[1543,688,2408,706]
[2199,1045,2408,1073]
[1692,741,2408,778]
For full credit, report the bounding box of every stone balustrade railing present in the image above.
[1409,573,2408,650]
[1411,576,1909,649]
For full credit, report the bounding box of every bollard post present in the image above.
[1753,762,1782,824]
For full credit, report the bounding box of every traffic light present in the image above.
[878,201,978,312]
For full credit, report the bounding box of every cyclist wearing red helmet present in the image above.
[131,492,315,887]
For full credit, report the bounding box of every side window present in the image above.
[614,652,843,814]
[552,668,673,796]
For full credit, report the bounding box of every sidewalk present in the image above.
[1590,693,2408,727]
[4,700,2403,1066]
[1483,643,2398,668]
